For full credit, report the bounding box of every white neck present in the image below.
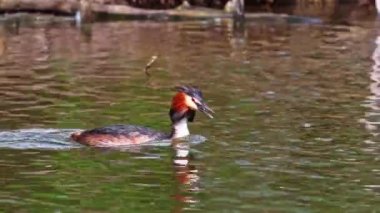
[171,118,190,139]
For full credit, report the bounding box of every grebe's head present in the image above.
[169,86,214,123]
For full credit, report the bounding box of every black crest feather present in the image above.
[175,86,203,100]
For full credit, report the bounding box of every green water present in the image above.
[0,9,379,213]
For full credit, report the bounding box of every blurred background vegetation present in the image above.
[0,0,378,23]
[0,0,375,12]
[93,0,363,9]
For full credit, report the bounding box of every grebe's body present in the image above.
[70,125,168,146]
[71,86,213,147]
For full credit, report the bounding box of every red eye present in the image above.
[192,98,200,105]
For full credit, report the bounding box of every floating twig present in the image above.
[144,55,158,76]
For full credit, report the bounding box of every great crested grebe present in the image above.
[70,86,214,147]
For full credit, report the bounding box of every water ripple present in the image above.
[0,129,82,150]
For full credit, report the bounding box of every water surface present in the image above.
[0,8,379,212]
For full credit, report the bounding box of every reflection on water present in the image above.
[364,35,380,135]
[360,18,380,196]
[0,8,379,212]
[172,139,201,212]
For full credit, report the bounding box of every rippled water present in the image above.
[0,8,379,212]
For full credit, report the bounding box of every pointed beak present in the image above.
[198,102,214,119]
